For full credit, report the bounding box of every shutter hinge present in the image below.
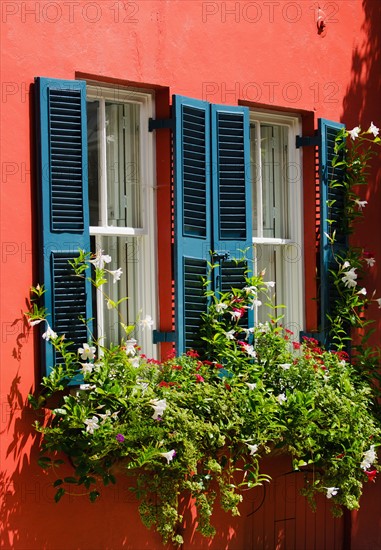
[295,134,319,148]
[148,117,175,132]
[153,330,176,343]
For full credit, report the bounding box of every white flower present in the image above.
[98,410,119,424]
[257,322,270,333]
[367,122,379,137]
[90,250,112,269]
[342,261,350,269]
[136,379,149,393]
[279,363,291,370]
[377,298,381,309]
[78,343,96,361]
[355,199,367,211]
[125,339,137,357]
[139,315,154,330]
[243,286,257,295]
[264,281,275,289]
[242,327,254,340]
[357,287,367,296]
[29,318,44,327]
[81,363,93,375]
[42,324,58,341]
[326,487,339,499]
[361,445,376,470]
[150,398,167,419]
[224,329,236,340]
[160,449,176,464]
[246,382,256,391]
[108,268,123,283]
[106,299,116,310]
[215,302,228,313]
[249,299,262,309]
[276,393,287,404]
[84,416,99,434]
[242,343,256,358]
[348,126,361,140]
[246,443,258,456]
[365,257,376,267]
[130,357,140,368]
[341,267,357,288]
[230,309,243,321]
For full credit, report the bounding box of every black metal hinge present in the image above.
[148,117,175,132]
[153,330,176,343]
[295,135,319,149]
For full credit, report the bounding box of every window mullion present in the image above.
[255,121,263,239]
[98,99,108,227]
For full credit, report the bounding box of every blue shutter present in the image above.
[211,104,254,328]
[318,118,346,346]
[35,77,92,374]
[173,95,212,353]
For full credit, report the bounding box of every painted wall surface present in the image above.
[1,1,380,548]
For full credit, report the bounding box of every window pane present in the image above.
[97,235,139,346]
[87,100,100,226]
[261,124,288,239]
[254,244,285,324]
[105,102,141,228]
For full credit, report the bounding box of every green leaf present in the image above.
[64,477,78,484]
[38,456,52,469]
[89,490,100,502]
[54,487,65,503]
[53,479,63,487]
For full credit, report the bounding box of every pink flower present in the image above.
[195,374,204,383]
[365,469,377,482]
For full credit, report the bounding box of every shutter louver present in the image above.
[211,105,254,329]
[35,77,92,375]
[49,89,85,231]
[318,118,346,346]
[173,96,212,354]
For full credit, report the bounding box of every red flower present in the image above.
[203,360,214,366]
[365,469,377,483]
[172,364,183,371]
[225,383,231,391]
[158,381,169,387]
[187,349,200,358]
[293,342,301,350]
[195,374,204,383]
[215,363,223,369]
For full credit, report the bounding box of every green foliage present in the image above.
[27,247,381,545]
[324,126,381,405]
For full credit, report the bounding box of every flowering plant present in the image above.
[27,252,380,545]
[324,123,381,398]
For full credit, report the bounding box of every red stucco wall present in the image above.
[1,1,380,548]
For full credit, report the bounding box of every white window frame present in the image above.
[87,84,157,357]
[250,110,305,334]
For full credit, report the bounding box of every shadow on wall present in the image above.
[341,0,381,341]
[341,2,381,549]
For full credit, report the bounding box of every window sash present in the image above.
[250,111,304,333]
[87,85,157,357]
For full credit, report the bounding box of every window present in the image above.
[35,77,157,373]
[35,77,343,372]
[86,86,157,356]
[250,112,304,334]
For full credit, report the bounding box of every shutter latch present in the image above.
[212,251,230,262]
